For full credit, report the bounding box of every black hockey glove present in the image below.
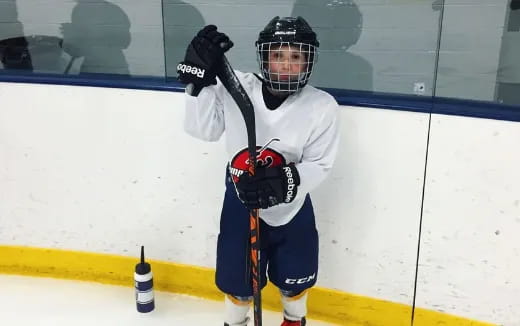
[512,0,520,10]
[177,25,233,96]
[234,164,300,210]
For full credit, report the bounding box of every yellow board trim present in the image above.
[0,245,495,326]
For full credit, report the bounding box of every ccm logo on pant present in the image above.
[284,273,316,285]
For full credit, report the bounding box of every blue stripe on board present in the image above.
[326,87,434,114]
[1,72,519,122]
[0,71,183,92]
[432,97,520,122]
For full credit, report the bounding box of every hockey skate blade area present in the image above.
[0,274,336,326]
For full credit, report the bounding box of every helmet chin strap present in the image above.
[267,86,293,97]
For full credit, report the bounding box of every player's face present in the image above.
[267,44,307,82]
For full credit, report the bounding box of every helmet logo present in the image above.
[274,31,296,35]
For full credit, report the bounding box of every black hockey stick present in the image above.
[216,56,262,326]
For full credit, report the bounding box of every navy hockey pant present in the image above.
[215,171,319,297]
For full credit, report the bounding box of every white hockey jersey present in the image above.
[184,71,339,227]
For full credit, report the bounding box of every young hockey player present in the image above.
[177,16,340,326]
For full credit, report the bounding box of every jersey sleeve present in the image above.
[183,84,226,142]
[295,96,340,199]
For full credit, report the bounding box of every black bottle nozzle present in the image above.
[135,245,151,275]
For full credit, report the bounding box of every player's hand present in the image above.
[234,164,300,210]
[512,0,520,10]
[177,25,234,96]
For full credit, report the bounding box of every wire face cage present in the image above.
[256,41,318,93]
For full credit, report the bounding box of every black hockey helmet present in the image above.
[257,16,319,47]
[255,16,319,93]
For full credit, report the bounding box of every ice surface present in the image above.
[0,274,336,325]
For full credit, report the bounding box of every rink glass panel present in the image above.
[0,1,519,106]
